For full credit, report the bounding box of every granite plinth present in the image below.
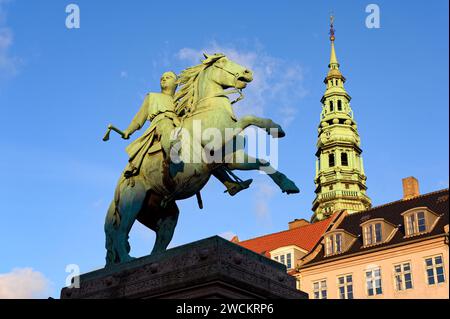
[61,236,308,299]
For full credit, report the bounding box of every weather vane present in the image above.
[329,13,335,41]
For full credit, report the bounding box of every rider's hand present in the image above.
[122,130,131,140]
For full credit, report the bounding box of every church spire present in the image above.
[329,15,339,68]
[326,15,344,84]
[311,16,371,222]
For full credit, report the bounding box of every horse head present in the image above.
[203,53,253,89]
[174,53,253,116]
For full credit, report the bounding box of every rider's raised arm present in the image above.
[124,94,150,136]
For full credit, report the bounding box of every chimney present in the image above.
[402,176,420,200]
[288,219,310,230]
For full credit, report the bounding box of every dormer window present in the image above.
[325,233,343,256]
[401,207,440,238]
[360,218,397,247]
[405,211,426,235]
[363,222,382,246]
[272,248,299,270]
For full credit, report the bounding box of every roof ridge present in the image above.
[238,218,331,244]
[348,188,449,216]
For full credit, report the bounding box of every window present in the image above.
[313,280,327,299]
[394,262,413,291]
[325,233,343,256]
[345,183,350,189]
[363,223,383,246]
[329,153,335,167]
[366,268,382,296]
[341,153,348,166]
[330,101,334,112]
[405,212,426,236]
[338,275,353,299]
[425,255,446,285]
[286,253,292,269]
[338,100,342,111]
[273,253,293,269]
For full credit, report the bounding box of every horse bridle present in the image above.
[188,60,246,111]
[213,60,244,85]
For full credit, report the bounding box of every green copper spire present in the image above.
[311,16,372,222]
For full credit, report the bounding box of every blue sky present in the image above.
[0,0,448,298]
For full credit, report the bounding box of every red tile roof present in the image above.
[236,218,334,257]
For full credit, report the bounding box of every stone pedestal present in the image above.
[61,236,307,299]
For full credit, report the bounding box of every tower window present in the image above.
[338,100,342,111]
[329,153,335,167]
[330,101,334,112]
[341,153,348,166]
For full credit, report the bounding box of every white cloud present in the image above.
[0,268,52,299]
[253,181,276,225]
[176,40,308,125]
[0,0,18,76]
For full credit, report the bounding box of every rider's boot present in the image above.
[212,167,253,196]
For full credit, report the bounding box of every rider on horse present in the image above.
[121,71,252,196]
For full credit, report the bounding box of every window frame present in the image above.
[424,255,446,286]
[393,262,414,292]
[405,211,427,236]
[362,222,383,246]
[312,279,327,299]
[325,232,343,256]
[272,250,295,270]
[365,267,383,297]
[337,274,354,299]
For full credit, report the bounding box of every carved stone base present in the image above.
[61,236,308,299]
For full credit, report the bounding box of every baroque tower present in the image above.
[311,17,372,222]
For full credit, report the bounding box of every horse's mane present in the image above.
[174,53,225,116]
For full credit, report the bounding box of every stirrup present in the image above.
[224,179,253,196]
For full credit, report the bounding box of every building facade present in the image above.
[233,179,449,299]
[299,181,449,299]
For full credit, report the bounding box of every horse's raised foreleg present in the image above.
[226,150,299,194]
[236,115,285,138]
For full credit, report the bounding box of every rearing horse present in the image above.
[104,53,299,266]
